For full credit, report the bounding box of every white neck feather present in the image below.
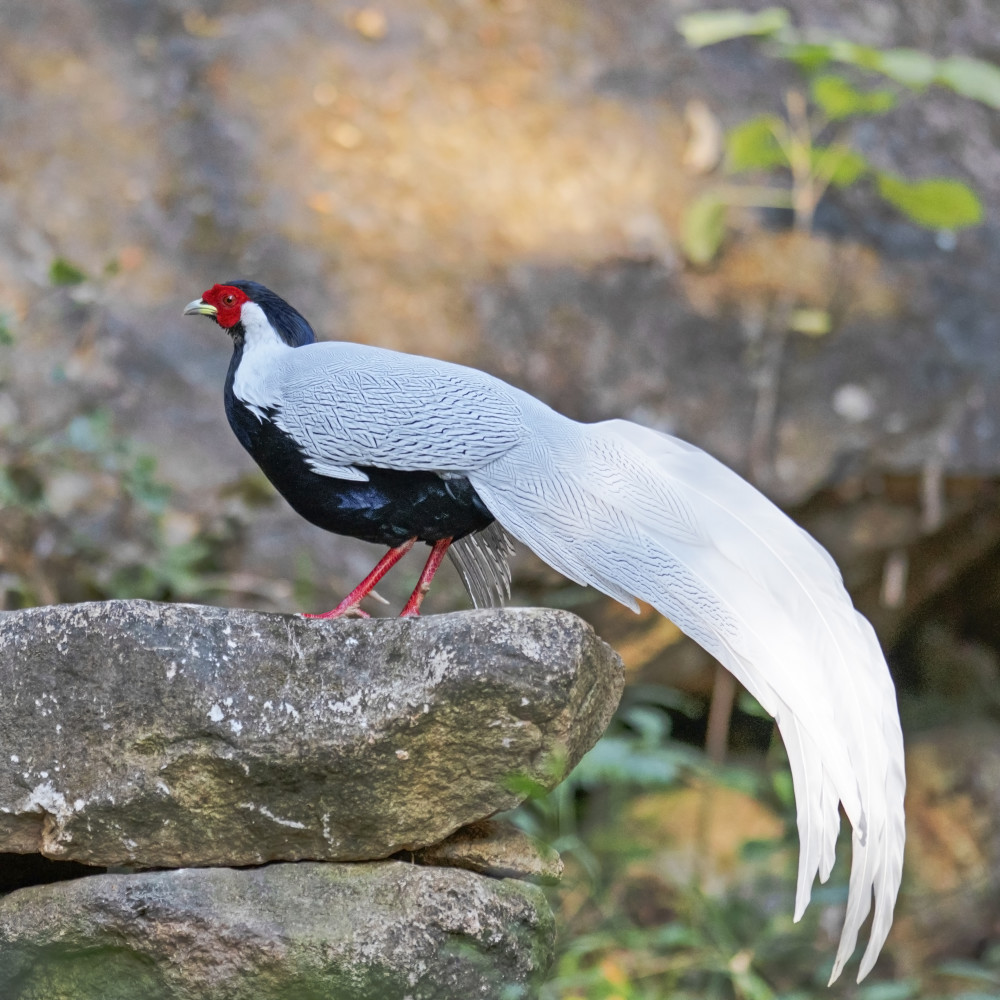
[232,301,294,420]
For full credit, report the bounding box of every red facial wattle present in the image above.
[200,284,249,329]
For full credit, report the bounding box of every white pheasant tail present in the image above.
[467,407,905,984]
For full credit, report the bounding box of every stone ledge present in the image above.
[407,817,564,884]
[0,601,623,868]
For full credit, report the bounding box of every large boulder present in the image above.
[0,860,555,1000]
[0,600,623,867]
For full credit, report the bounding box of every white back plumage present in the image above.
[241,334,906,982]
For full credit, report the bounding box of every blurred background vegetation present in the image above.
[2,1,1000,997]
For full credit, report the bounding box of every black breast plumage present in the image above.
[223,341,496,547]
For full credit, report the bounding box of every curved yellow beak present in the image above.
[183,298,217,317]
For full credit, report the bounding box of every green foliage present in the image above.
[677,7,990,273]
[862,48,938,89]
[524,682,1000,1000]
[677,7,791,49]
[937,953,1000,990]
[49,257,87,286]
[0,404,240,609]
[876,174,984,229]
[726,116,788,173]
[814,145,868,189]
[809,74,896,120]
[788,307,832,337]
[508,688,701,877]
[679,8,1000,108]
[571,696,700,791]
[935,56,1000,108]
[681,192,729,267]
[60,411,171,517]
[531,726,996,999]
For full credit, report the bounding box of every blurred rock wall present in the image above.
[1,0,998,612]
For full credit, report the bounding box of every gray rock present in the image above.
[0,600,623,868]
[0,860,555,1000]
[407,818,564,885]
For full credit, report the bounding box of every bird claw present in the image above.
[300,606,371,620]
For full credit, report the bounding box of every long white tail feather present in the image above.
[820,774,840,883]
[856,616,906,981]
[471,411,905,983]
[783,717,824,921]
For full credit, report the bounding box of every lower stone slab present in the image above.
[0,860,555,1000]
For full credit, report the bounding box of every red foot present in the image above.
[300,536,454,620]
[301,539,415,619]
[301,606,371,620]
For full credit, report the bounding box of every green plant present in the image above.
[678,7,991,266]
[48,257,88,286]
[508,686,704,870]
[528,749,831,999]
[0,404,244,609]
[520,681,1000,1000]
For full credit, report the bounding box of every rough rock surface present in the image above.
[0,600,623,867]
[407,818,563,885]
[0,860,555,1000]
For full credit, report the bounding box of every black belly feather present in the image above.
[224,351,496,547]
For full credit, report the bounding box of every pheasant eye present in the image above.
[222,294,236,306]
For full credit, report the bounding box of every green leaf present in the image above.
[49,257,87,286]
[789,307,832,337]
[726,115,788,172]
[730,968,778,1000]
[677,7,790,48]
[810,74,897,120]
[781,41,835,74]
[855,980,920,1000]
[681,193,727,266]
[620,704,671,745]
[125,453,171,515]
[0,313,13,345]
[876,173,984,230]
[572,735,684,789]
[936,959,1000,985]
[66,410,114,453]
[503,772,551,800]
[740,837,783,862]
[870,48,939,88]
[816,41,937,87]
[812,144,869,188]
[823,40,884,73]
[771,769,794,808]
[935,56,1000,109]
[737,691,771,719]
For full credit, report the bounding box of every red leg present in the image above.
[303,538,416,619]
[399,538,453,618]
